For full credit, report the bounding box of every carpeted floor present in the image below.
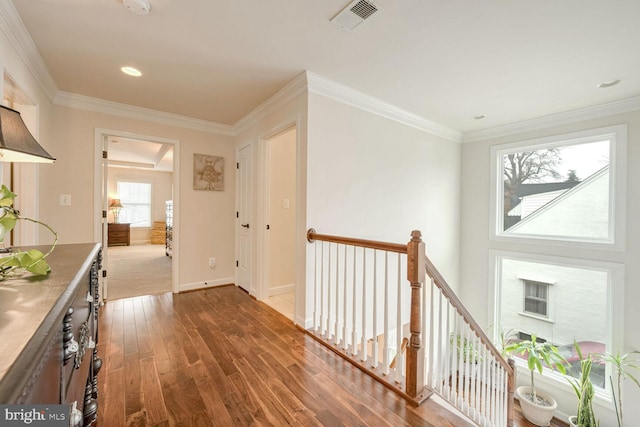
[106,244,172,300]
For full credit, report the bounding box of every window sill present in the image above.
[517,311,555,324]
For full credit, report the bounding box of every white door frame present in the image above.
[93,128,181,298]
[255,121,299,303]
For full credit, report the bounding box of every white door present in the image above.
[237,144,253,292]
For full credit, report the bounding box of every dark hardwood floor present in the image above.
[96,286,567,426]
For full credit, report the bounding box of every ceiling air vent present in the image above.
[331,0,379,32]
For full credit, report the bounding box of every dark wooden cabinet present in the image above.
[108,223,130,246]
[0,243,102,426]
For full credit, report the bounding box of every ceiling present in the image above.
[107,136,173,172]
[9,0,640,136]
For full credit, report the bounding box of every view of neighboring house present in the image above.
[505,181,579,229]
[499,165,613,388]
[507,166,610,240]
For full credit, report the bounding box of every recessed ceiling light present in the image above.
[597,79,621,88]
[121,66,142,77]
[473,114,486,120]
[123,0,151,15]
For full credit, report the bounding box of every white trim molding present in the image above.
[464,96,640,143]
[234,73,307,135]
[268,284,295,297]
[0,0,58,100]
[56,91,235,135]
[306,71,462,143]
[180,278,236,293]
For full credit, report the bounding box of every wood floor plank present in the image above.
[133,298,153,360]
[139,357,169,426]
[97,287,565,427]
[124,352,145,422]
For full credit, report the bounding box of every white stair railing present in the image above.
[306,229,514,426]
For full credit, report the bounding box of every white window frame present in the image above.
[489,249,625,401]
[522,279,551,319]
[116,180,152,228]
[489,125,627,250]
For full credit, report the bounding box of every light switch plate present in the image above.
[59,194,71,206]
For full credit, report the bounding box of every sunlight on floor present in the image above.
[264,291,294,321]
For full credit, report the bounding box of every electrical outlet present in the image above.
[59,194,71,206]
[208,257,216,268]
[283,198,290,209]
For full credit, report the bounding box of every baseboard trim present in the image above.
[180,277,235,293]
[268,283,295,297]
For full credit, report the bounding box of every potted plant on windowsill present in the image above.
[566,341,599,427]
[505,334,567,427]
[599,350,640,427]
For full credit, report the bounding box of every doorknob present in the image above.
[241,223,250,229]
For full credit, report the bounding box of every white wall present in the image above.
[107,166,173,244]
[460,110,640,424]
[268,128,296,293]
[499,257,608,345]
[307,92,461,288]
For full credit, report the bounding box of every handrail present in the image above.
[307,228,408,254]
[424,256,513,376]
[306,228,514,425]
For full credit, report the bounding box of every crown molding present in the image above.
[306,71,462,143]
[233,71,308,135]
[0,0,58,100]
[463,96,640,143]
[54,91,235,135]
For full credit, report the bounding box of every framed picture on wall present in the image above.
[193,154,224,191]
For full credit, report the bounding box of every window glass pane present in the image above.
[117,181,151,227]
[500,139,610,241]
[499,256,608,388]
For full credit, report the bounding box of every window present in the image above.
[116,181,151,227]
[523,280,549,317]
[493,251,624,391]
[490,125,627,248]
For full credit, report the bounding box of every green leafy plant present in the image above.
[566,341,599,427]
[505,334,567,404]
[599,350,640,427]
[497,327,517,358]
[0,185,57,278]
[451,333,483,364]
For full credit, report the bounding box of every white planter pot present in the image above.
[516,386,557,427]
[568,415,578,427]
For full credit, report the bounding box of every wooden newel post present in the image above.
[406,230,425,401]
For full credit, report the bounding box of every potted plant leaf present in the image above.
[505,334,567,426]
[0,185,57,278]
[450,333,483,381]
[599,350,640,427]
[566,341,599,427]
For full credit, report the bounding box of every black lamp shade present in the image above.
[0,105,55,163]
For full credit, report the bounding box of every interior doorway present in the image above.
[94,129,180,301]
[262,126,297,320]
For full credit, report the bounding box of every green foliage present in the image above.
[450,333,483,364]
[0,185,56,279]
[566,341,599,427]
[505,334,567,403]
[599,350,640,427]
